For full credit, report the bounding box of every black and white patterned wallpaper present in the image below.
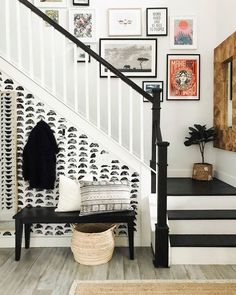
[0,71,139,238]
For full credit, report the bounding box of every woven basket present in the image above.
[71,223,116,266]
[192,163,213,181]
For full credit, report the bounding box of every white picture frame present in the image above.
[74,45,91,63]
[69,9,96,43]
[34,0,68,8]
[108,8,142,36]
[169,16,197,49]
[41,9,65,27]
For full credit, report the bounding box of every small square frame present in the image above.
[142,81,164,102]
[73,0,89,6]
[75,45,91,63]
[34,0,68,8]
[146,8,168,36]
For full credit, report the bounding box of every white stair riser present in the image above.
[168,195,236,210]
[170,248,236,264]
[169,220,236,234]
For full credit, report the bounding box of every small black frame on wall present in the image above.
[146,7,168,36]
[73,0,89,6]
[142,81,164,102]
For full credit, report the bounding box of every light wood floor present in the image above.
[1,247,236,295]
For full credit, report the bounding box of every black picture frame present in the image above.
[73,0,89,6]
[76,45,91,63]
[166,54,201,101]
[99,38,157,78]
[146,7,168,36]
[142,81,164,102]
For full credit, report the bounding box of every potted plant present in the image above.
[184,124,217,181]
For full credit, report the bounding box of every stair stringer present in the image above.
[0,55,153,247]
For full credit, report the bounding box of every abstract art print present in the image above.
[41,9,64,27]
[166,54,200,100]
[142,81,163,102]
[99,38,157,78]
[146,8,168,36]
[34,0,68,8]
[108,9,142,36]
[170,16,197,49]
[69,9,96,42]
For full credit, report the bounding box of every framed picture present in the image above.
[146,8,168,36]
[73,0,89,5]
[99,38,157,78]
[34,0,68,8]
[41,9,64,27]
[69,9,96,43]
[108,8,142,36]
[166,54,200,101]
[169,16,197,49]
[75,45,91,62]
[142,81,164,102]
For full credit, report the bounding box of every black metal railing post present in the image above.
[153,141,170,267]
[150,88,162,193]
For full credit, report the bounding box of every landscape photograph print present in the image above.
[100,38,157,77]
[34,0,68,8]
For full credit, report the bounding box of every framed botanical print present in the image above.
[146,8,168,36]
[41,9,65,27]
[166,54,200,101]
[99,38,157,78]
[142,81,164,102]
[108,8,142,36]
[73,0,89,6]
[69,9,96,42]
[75,45,91,63]
[169,16,197,49]
[34,0,68,8]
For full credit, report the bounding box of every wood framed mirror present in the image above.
[214,32,236,151]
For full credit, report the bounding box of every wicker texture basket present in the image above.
[192,163,213,181]
[71,223,116,265]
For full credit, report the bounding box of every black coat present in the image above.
[23,120,59,189]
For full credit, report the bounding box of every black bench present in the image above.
[13,206,136,261]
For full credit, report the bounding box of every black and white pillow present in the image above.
[79,180,132,215]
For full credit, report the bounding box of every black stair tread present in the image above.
[170,234,236,247]
[168,210,236,220]
[167,177,236,196]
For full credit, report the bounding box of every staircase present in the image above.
[150,178,236,264]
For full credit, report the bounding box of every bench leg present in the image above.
[128,222,134,260]
[25,224,31,249]
[15,219,23,261]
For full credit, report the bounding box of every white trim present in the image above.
[215,170,236,187]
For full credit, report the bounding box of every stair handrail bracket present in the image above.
[151,89,170,268]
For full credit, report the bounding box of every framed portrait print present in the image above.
[169,16,197,49]
[34,0,68,8]
[142,81,164,102]
[108,8,142,36]
[73,0,89,6]
[69,9,96,43]
[166,54,200,101]
[146,8,168,36]
[74,45,91,63]
[99,38,157,78]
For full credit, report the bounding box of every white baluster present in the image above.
[129,87,133,153]
[85,53,89,120]
[118,79,122,145]
[97,62,101,128]
[62,36,67,103]
[5,0,10,59]
[28,10,33,77]
[74,44,78,112]
[40,19,45,86]
[51,28,56,95]
[140,95,144,161]
[107,70,111,136]
[16,1,22,68]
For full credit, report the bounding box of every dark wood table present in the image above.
[13,206,136,261]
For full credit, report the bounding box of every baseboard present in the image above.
[214,170,236,187]
[168,169,192,178]
[0,235,141,248]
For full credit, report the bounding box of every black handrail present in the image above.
[19,0,153,103]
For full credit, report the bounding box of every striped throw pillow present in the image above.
[79,180,132,215]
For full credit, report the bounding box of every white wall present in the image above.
[214,0,236,186]
[0,0,219,177]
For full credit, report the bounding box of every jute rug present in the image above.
[69,280,236,295]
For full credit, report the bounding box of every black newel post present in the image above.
[150,88,162,193]
[153,141,170,268]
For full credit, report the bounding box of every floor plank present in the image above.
[136,247,156,279]
[184,265,207,279]
[107,248,124,280]
[0,248,13,267]
[199,265,224,279]
[123,248,140,280]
